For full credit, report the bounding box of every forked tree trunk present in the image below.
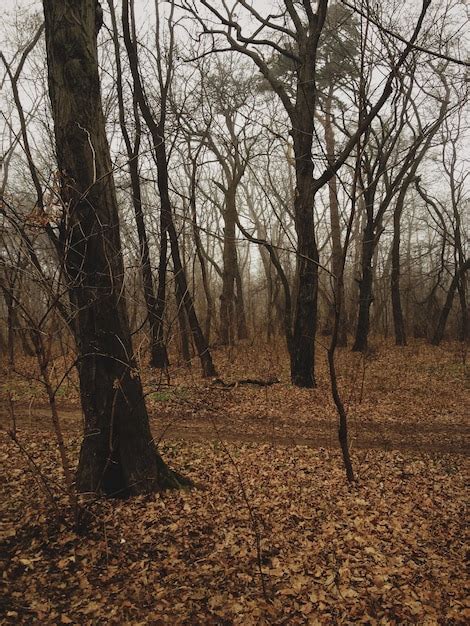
[43,0,182,496]
[389,92,449,347]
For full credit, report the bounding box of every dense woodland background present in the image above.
[0,0,468,623]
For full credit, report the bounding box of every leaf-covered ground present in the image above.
[1,341,469,623]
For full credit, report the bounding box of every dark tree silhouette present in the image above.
[42,0,184,495]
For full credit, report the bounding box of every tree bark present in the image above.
[188,162,215,344]
[352,211,375,352]
[289,29,322,388]
[43,0,182,496]
[235,264,248,340]
[456,273,468,342]
[290,133,319,387]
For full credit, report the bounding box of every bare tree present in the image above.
[182,0,431,385]
[107,0,164,368]
[42,0,185,495]
[121,0,217,377]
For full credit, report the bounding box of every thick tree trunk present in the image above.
[291,134,318,387]
[288,20,326,388]
[43,0,181,496]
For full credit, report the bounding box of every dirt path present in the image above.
[1,403,468,456]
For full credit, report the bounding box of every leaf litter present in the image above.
[0,340,469,623]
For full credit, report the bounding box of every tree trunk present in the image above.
[153,137,171,369]
[323,86,347,346]
[189,160,215,344]
[122,0,214,374]
[235,264,248,340]
[352,217,375,352]
[391,196,407,345]
[43,0,182,496]
[288,24,325,388]
[240,193,293,352]
[175,280,191,365]
[108,1,164,368]
[291,132,319,387]
[220,185,238,345]
[456,273,468,342]
[128,156,166,367]
[1,285,15,365]
[168,218,217,377]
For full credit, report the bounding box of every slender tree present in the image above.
[107,0,164,368]
[122,0,216,377]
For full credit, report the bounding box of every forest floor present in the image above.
[0,340,469,624]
